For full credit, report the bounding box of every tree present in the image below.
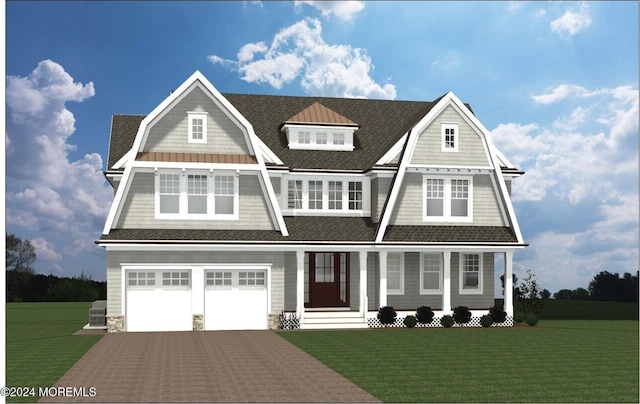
[6,233,36,273]
[518,269,544,314]
[500,273,521,299]
[541,289,551,299]
[589,271,638,303]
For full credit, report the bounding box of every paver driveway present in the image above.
[39,330,379,403]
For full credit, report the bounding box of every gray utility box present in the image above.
[89,300,107,327]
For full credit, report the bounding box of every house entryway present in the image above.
[307,252,349,308]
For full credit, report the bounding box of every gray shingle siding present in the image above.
[143,86,251,155]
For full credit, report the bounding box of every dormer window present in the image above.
[188,112,208,144]
[442,123,458,152]
[282,102,359,151]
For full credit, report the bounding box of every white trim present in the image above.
[375,134,407,165]
[112,149,134,170]
[441,123,459,152]
[187,111,208,144]
[103,166,134,234]
[419,252,443,295]
[253,135,283,165]
[280,175,371,216]
[131,160,260,171]
[386,252,404,295]
[459,252,483,295]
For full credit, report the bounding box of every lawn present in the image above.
[5,302,104,403]
[279,320,639,402]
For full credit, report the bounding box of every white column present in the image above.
[296,250,305,320]
[191,267,204,316]
[442,251,451,314]
[504,251,514,316]
[359,251,368,315]
[379,251,388,308]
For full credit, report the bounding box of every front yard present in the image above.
[5,302,103,403]
[279,320,639,402]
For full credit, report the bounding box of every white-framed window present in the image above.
[420,253,443,294]
[460,253,482,294]
[239,271,265,286]
[162,271,190,287]
[442,123,458,152]
[188,112,208,144]
[299,131,311,144]
[423,176,472,222]
[316,132,328,145]
[282,176,370,216]
[328,181,343,210]
[128,272,156,286]
[287,180,303,209]
[386,253,404,295]
[332,133,345,145]
[284,125,355,151]
[206,271,232,286]
[155,169,238,220]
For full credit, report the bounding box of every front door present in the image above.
[308,252,349,307]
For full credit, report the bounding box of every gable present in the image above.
[142,85,252,156]
[411,105,491,167]
[286,102,358,126]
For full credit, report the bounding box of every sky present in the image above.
[4,1,639,296]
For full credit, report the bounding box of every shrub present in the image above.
[526,313,539,326]
[415,306,434,324]
[377,306,397,325]
[514,311,526,323]
[480,314,493,328]
[489,305,507,323]
[403,315,417,328]
[453,306,472,324]
[441,315,454,328]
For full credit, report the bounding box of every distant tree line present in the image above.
[6,233,106,302]
[554,271,638,303]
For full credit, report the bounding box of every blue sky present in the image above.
[5,1,639,296]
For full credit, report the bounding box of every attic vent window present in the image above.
[442,123,458,152]
[188,112,208,144]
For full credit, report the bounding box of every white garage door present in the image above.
[126,270,192,332]
[205,269,268,330]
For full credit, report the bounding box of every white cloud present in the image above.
[209,18,396,99]
[550,3,592,36]
[294,1,365,21]
[30,237,62,261]
[5,60,113,261]
[531,84,603,104]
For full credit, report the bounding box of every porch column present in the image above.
[359,251,368,315]
[442,251,451,314]
[379,251,388,308]
[504,251,514,316]
[296,250,305,320]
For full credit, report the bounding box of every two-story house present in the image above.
[98,71,526,332]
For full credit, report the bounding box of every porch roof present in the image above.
[382,225,518,243]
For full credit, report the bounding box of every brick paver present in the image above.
[39,330,379,403]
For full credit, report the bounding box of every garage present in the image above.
[204,269,268,330]
[126,270,193,332]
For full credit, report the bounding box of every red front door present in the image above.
[308,252,349,308]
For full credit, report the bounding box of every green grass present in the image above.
[5,302,104,403]
[279,321,639,402]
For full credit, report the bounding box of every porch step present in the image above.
[301,311,368,329]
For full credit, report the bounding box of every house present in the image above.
[98,71,526,332]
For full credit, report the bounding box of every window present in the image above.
[188,112,207,143]
[348,181,363,210]
[206,271,232,286]
[283,177,369,215]
[214,175,235,215]
[159,173,180,214]
[387,253,403,295]
[425,178,444,217]
[187,174,207,214]
[156,170,237,219]
[460,253,482,294]
[314,253,334,282]
[442,124,458,152]
[162,271,190,287]
[421,253,442,294]
[333,133,345,145]
[328,181,342,210]
[316,132,328,144]
[128,272,156,286]
[239,271,265,286]
[423,176,472,222]
[308,181,323,210]
[299,131,311,144]
[287,180,303,209]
